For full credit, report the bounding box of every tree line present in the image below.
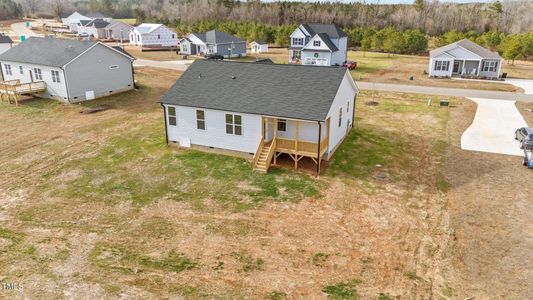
[0,0,22,20]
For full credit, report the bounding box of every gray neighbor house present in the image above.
[179,30,246,57]
[0,37,135,103]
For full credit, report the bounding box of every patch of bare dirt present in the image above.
[437,98,533,298]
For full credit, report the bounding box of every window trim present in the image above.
[196,109,205,130]
[51,70,61,83]
[4,64,12,76]
[339,107,343,127]
[19,66,23,75]
[167,106,177,126]
[313,40,321,47]
[482,61,498,72]
[225,113,242,136]
[434,60,450,71]
[34,68,43,80]
[277,119,287,132]
[292,37,304,46]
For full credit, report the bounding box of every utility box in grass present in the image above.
[26,21,30,27]
[20,35,25,42]
[440,100,449,107]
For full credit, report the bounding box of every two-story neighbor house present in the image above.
[429,39,502,79]
[179,30,246,57]
[129,24,178,48]
[0,37,135,103]
[289,23,348,66]
[160,60,358,173]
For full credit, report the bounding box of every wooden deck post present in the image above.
[317,122,322,174]
[295,120,300,169]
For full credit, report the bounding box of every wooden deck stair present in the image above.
[253,138,276,173]
[0,80,47,106]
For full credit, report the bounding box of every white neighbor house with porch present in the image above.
[160,60,358,173]
[429,39,502,79]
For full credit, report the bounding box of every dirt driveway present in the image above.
[438,100,533,299]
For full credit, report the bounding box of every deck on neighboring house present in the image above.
[0,80,46,106]
[253,117,330,173]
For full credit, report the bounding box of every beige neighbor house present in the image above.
[429,39,503,79]
[160,60,359,173]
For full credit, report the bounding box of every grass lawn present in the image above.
[115,19,137,25]
[0,66,462,298]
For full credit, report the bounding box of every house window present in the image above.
[4,64,12,76]
[51,70,60,83]
[434,61,449,71]
[339,107,343,127]
[157,34,161,39]
[226,114,242,135]
[196,109,205,130]
[172,34,175,38]
[182,44,188,52]
[19,66,23,74]
[34,68,42,80]
[277,119,287,132]
[292,38,304,46]
[313,40,321,47]
[347,101,350,112]
[168,106,177,126]
[482,61,498,72]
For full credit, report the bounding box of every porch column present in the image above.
[295,120,299,169]
[477,60,482,76]
[317,122,322,174]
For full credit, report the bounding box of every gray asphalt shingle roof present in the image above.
[316,33,339,51]
[302,23,348,38]
[0,37,122,67]
[205,30,244,44]
[430,39,502,59]
[161,60,351,121]
[0,34,13,44]
[86,18,110,28]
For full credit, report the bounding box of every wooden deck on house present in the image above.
[253,116,331,173]
[0,80,47,106]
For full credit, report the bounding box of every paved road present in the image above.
[10,21,42,38]
[357,82,533,102]
[133,59,193,71]
[461,98,527,156]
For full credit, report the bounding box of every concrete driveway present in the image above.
[10,21,42,38]
[505,79,533,95]
[461,98,528,156]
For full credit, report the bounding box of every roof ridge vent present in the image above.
[198,73,202,78]
[231,75,236,79]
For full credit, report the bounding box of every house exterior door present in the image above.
[453,61,460,74]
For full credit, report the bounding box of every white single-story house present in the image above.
[250,40,268,53]
[429,39,503,79]
[129,23,178,48]
[179,30,246,57]
[160,60,359,173]
[289,23,348,66]
[103,21,133,41]
[0,34,13,55]
[0,37,135,103]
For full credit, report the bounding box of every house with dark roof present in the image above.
[79,19,110,39]
[0,37,135,103]
[129,23,178,48]
[0,34,13,55]
[250,40,268,53]
[429,39,502,79]
[62,11,112,33]
[289,23,348,66]
[160,60,358,173]
[179,30,246,58]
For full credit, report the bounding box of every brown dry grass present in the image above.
[0,69,458,299]
[516,101,533,126]
[435,98,533,299]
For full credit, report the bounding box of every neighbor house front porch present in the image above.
[451,59,482,76]
[253,116,330,173]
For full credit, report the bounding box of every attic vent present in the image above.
[231,75,236,79]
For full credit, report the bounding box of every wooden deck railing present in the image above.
[276,137,329,157]
[252,137,265,167]
[265,138,277,170]
[0,81,46,94]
